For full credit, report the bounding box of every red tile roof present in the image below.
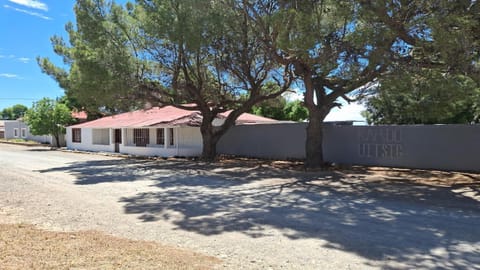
[69,106,277,128]
[71,110,88,120]
[221,110,278,124]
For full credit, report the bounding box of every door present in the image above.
[114,129,122,153]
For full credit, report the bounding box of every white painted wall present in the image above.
[67,128,113,152]
[66,126,203,157]
[212,118,225,126]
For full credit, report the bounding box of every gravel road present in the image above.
[1,143,479,269]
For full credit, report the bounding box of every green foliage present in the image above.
[39,0,288,112]
[283,100,308,122]
[24,98,74,145]
[363,70,480,124]
[37,0,479,163]
[37,0,143,114]
[363,0,479,84]
[1,104,28,120]
[250,82,308,121]
[361,0,480,125]
[253,0,479,167]
[252,98,308,122]
[251,96,286,120]
[38,0,293,159]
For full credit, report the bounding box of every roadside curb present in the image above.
[58,148,197,162]
[59,148,131,158]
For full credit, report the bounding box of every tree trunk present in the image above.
[201,128,220,161]
[198,107,247,162]
[54,134,60,148]
[304,108,328,169]
[199,114,220,162]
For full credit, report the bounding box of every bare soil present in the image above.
[0,223,219,270]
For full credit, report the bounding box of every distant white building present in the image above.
[0,120,61,145]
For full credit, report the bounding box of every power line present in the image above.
[0,98,37,100]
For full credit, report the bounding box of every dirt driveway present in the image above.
[1,143,479,269]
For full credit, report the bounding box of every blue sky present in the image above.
[0,0,366,122]
[0,0,75,110]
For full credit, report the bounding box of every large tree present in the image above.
[24,98,74,147]
[38,0,291,160]
[249,1,399,168]
[250,0,479,168]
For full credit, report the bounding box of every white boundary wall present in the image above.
[218,123,480,172]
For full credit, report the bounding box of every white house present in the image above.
[66,106,276,157]
[0,120,55,144]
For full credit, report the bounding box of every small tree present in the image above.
[283,101,308,122]
[252,98,308,122]
[1,104,28,120]
[24,98,73,147]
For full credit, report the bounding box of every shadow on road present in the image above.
[25,148,54,151]
[39,158,480,269]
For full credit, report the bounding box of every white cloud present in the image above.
[3,4,51,20]
[283,89,303,102]
[283,90,366,123]
[282,87,368,124]
[17,57,30,63]
[0,54,15,59]
[0,55,31,63]
[0,73,21,79]
[325,102,366,124]
[8,0,47,11]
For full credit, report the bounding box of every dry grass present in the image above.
[217,156,480,187]
[358,167,480,187]
[0,139,43,145]
[0,223,220,270]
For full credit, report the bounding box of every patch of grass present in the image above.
[0,223,219,270]
[0,138,41,145]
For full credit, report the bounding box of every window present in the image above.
[72,128,81,143]
[169,128,174,146]
[13,128,18,137]
[133,128,149,147]
[21,128,26,138]
[156,128,164,145]
[92,129,110,145]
